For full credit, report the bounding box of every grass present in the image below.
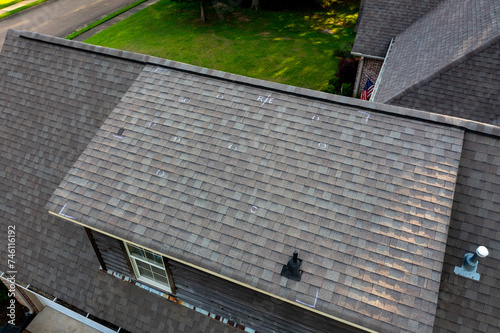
[66,0,148,40]
[85,0,358,91]
[0,0,47,20]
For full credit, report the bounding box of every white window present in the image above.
[124,243,173,293]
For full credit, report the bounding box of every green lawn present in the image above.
[85,0,358,91]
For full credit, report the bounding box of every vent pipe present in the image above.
[454,246,489,281]
[280,250,303,281]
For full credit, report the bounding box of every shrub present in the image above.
[323,57,358,96]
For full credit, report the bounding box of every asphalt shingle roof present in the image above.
[373,0,500,124]
[2,29,500,333]
[0,29,239,333]
[352,0,444,58]
[433,132,500,332]
[47,60,466,331]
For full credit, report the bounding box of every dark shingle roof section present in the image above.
[352,0,444,58]
[373,0,500,124]
[0,30,239,333]
[434,132,500,332]
[47,63,465,332]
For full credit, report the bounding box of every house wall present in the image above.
[87,230,365,333]
[354,58,383,97]
[87,229,132,277]
[169,260,365,333]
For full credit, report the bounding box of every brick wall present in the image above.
[354,58,383,97]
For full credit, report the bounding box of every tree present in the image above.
[173,0,207,21]
[200,0,206,21]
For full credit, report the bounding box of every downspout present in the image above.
[353,56,364,97]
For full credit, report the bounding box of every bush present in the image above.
[323,57,358,96]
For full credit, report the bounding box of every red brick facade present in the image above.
[354,58,383,98]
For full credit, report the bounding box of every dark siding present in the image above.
[169,260,364,333]
[91,230,133,276]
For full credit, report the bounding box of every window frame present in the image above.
[123,242,174,294]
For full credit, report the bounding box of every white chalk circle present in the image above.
[228,144,238,151]
[250,206,258,214]
[172,136,181,143]
[318,142,327,149]
[156,170,165,177]
[312,115,320,122]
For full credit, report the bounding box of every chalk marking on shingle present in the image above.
[312,115,320,122]
[295,288,319,308]
[217,94,225,100]
[148,121,156,128]
[250,206,258,214]
[172,136,181,143]
[154,67,169,73]
[257,94,274,107]
[156,170,165,177]
[180,97,190,103]
[318,142,327,149]
[357,111,370,122]
[59,203,75,220]
[228,144,238,151]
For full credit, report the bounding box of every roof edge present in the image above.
[14,30,500,138]
[381,33,500,109]
[350,52,385,61]
[47,210,378,333]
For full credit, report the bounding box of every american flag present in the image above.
[361,78,374,101]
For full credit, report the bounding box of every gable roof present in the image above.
[372,0,500,124]
[352,0,444,58]
[43,35,471,332]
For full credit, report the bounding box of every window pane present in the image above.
[144,250,164,266]
[128,244,146,259]
[152,265,167,276]
[137,265,154,279]
[136,260,149,270]
[154,273,170,286]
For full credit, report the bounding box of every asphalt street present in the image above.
[0,0,140,49]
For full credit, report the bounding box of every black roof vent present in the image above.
[280,250,303,281]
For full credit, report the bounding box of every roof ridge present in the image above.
[14,29,500,138]
[382,31,500,108]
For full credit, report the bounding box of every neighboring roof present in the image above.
[45,38,469,332]
[351,0,444,58]
[373,0,500,124]
[0,29,239,333]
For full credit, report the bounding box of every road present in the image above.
[0,0,139,48]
